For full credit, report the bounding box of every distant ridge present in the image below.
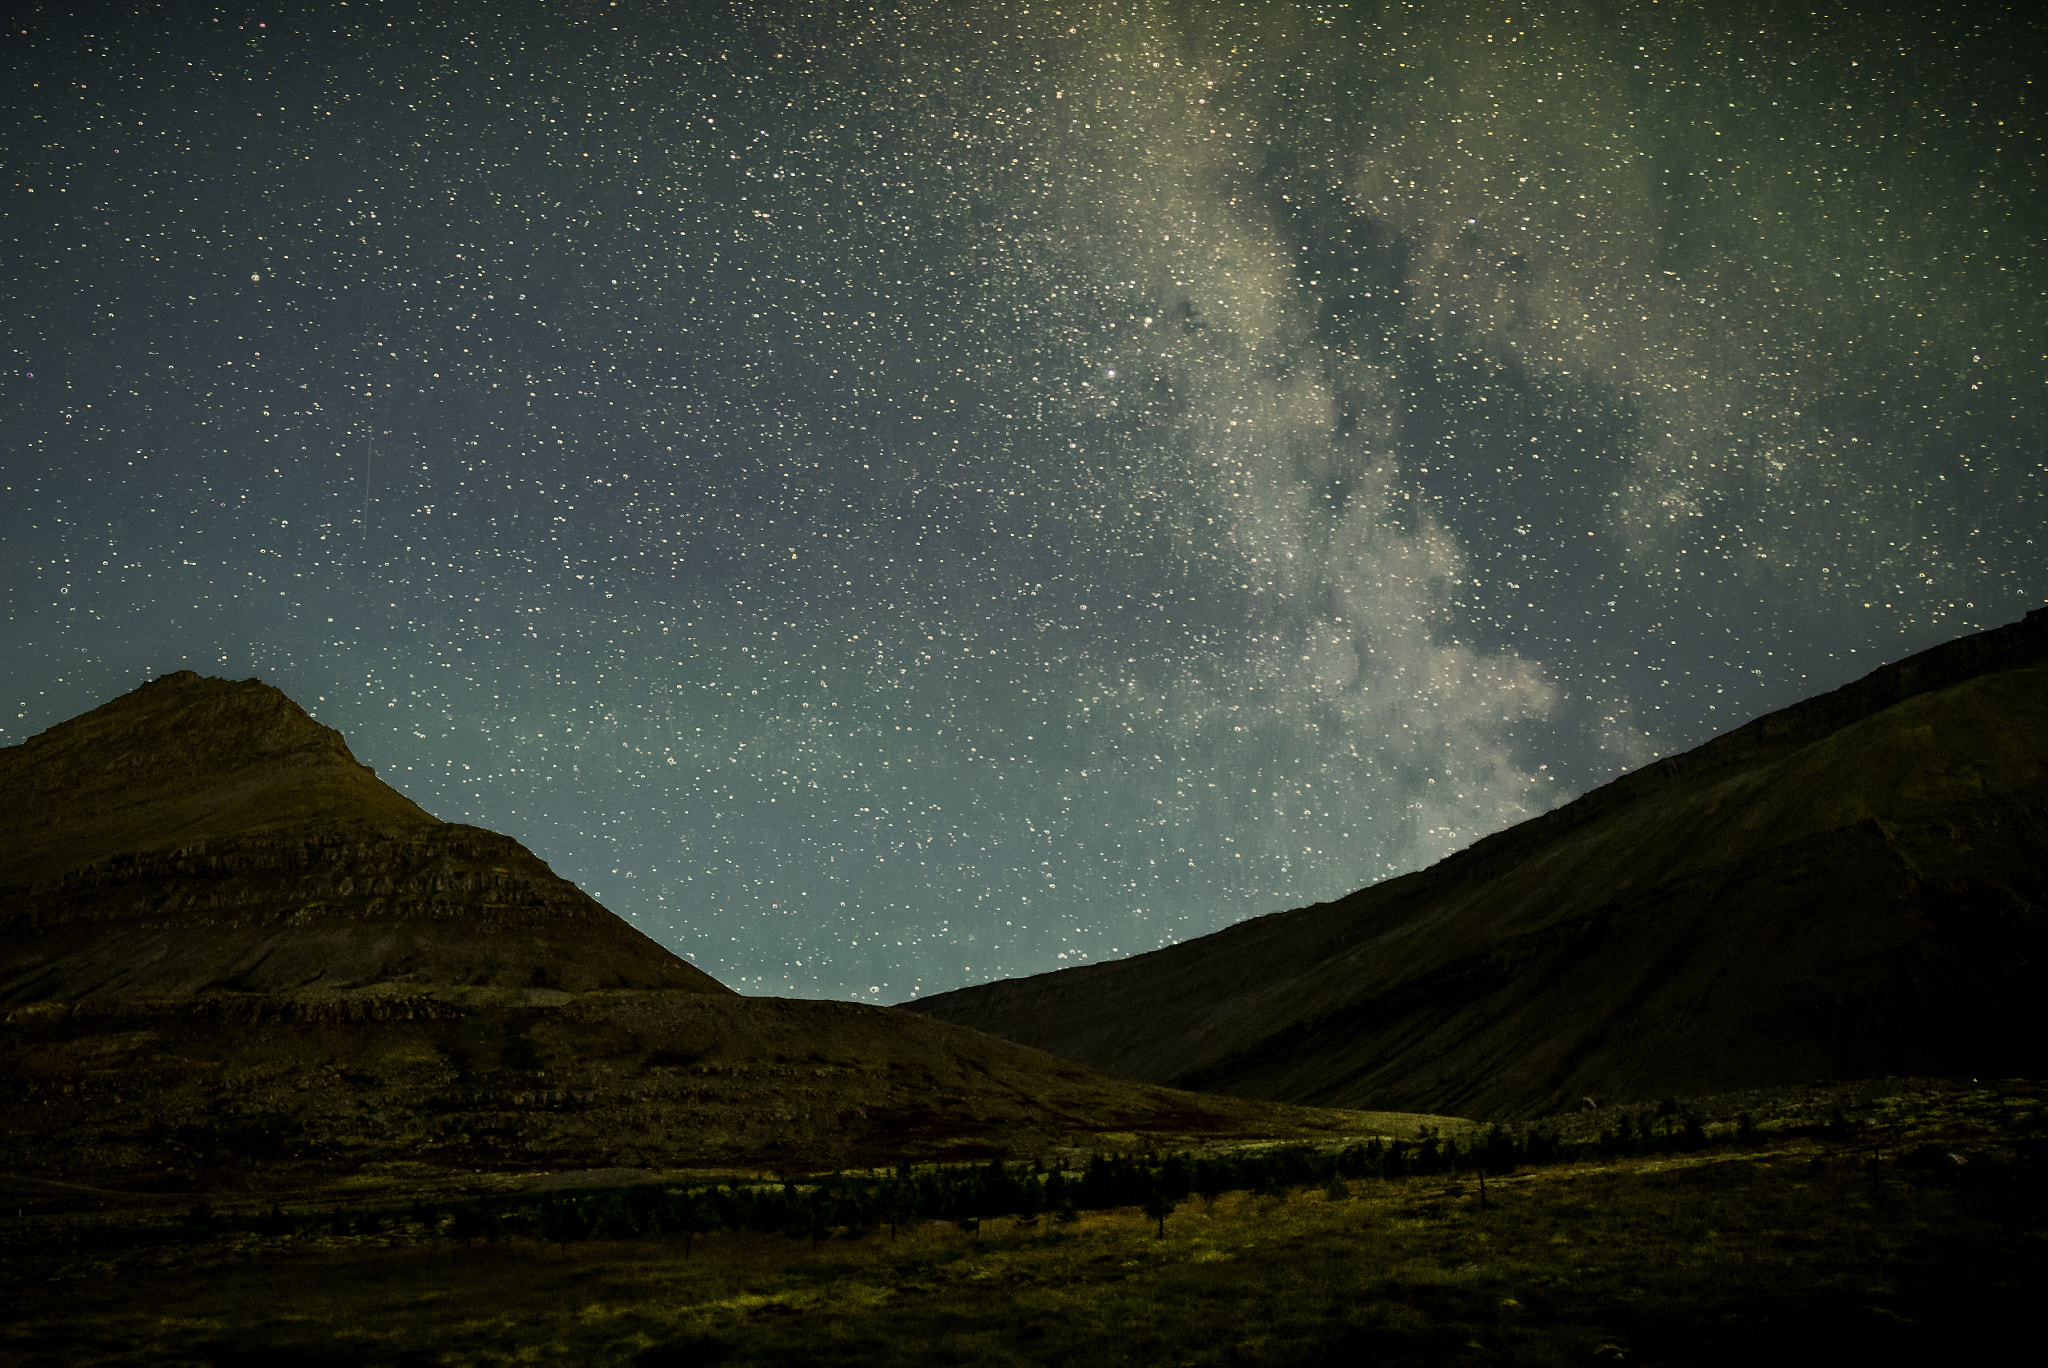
[905,610,2048,1117]
[0,670,728,1001]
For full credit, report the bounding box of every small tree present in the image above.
[537,1194,586,1245]
[449,1204,485,1246]
[679,1194,716,1259]
[1479,1123,1519,1175]
[880,1182,915,1241]
[1414,1131,1442,1176]
[1141,1182,1176,1238]
[593,1193,638,1241]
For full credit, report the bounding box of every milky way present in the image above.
[5,2,2042,998]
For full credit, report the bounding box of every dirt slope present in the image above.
[905,610,2048,1118]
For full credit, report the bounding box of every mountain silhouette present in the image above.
[0,670,727,1000]
[0,672,1387,1190]
[905,610,2048,1117]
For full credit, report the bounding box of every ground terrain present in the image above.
[0,987,1387,1191]
[1,1079,2039,1366]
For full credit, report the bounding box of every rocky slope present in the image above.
[905,610,2048,1118]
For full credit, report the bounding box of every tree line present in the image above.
[182,1108,1741,1249]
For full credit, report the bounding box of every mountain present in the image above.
[0,673,1386,1191]
[0,670,727,1000]
[904,610,2048,1119]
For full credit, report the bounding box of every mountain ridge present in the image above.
[903,609,2048,1117]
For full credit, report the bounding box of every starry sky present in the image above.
[5,1,2042,1000]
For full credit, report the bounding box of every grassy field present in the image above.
[3,1085,2042,1366]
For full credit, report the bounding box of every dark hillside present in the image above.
[905,610,2048,1117]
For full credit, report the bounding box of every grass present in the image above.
[4,1111,2043,1367]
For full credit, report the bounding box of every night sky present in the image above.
[5,1,2042,1000]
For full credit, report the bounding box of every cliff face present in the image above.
[0,670,729,1001]
[906,610,2048,1118]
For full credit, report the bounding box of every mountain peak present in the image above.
[1,671,433,892]
[0,674,730,1003]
